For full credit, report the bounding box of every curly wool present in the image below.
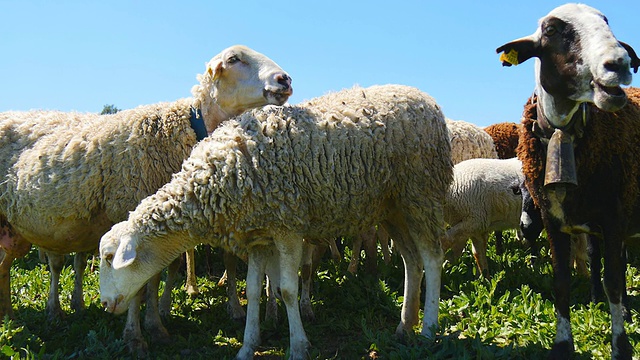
[484,122,521,159]
[0,98,198,253]
[129,85,453,256]
[517,87,640,216]
[446,118,498,164]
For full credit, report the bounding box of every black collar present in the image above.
[190,107,208,141]
[531,98,588,142]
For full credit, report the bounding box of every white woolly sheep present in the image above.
[497,3,640,358]
[0,45,292,356]
[446,118,498,164]
[337,118,497,289]
[98,84,453,360]
[441,157,526,276]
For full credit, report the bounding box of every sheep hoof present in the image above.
[548,341,573,360]
[300,304,315,323]
[46,306,65,322]
[186,285,199,297]
[127,339,149,359]
[613,332,632,360]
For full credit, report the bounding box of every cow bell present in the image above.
[544,129,578,188]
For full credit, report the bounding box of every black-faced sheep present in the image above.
[497,3,640,359]
[0,45,292,356]
[98,84,453,360]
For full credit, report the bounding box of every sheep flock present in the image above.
[1,3,639,360]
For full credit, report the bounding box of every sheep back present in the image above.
[446,118,498,164]
[134,85,452,251]
[0,99,197,250]
[484,122,520,159]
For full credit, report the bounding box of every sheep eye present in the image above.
[511,186,522,195]
[104,253,114,265]
[227,55,240,64]
[544,25,557,37]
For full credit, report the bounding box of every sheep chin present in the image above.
[592,82,628,112]
[264,88,293,106]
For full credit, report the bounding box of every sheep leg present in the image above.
[547,224,575,358]
[145,273,170,344]
[327,238,341,260]
[384,221,423,338]
[71,252,88,313]
[273,236,309,360]
[601,224,632,359]
[0,252,15,319]
[442,221,476,262]
[494,231,505,255]
[300,240,324,322]
[184,248,199,296]
[470,234,490,278]
[362,228,378,275]
[123,289,148,358]
[570,234,589,277]
[587,235,606,303]
[159,256,181,318]
[378,226,392,265]
[237,247,268,360]
[347,233,363,274]
[222,251,246,321]
[264,273,279,323]
[419,240,443,340]
[46,252,65,320]
[0,230,30,320]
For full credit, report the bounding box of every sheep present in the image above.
[446,118,498,164]
[0,44,292,356]
[440,157,528,277]
[343,118,497,278]
[98,84,453,360]
[483,122,520,160]
[497,3,640,358]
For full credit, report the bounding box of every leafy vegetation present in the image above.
[2,232,639,359]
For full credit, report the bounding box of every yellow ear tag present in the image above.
[500,49,519,65]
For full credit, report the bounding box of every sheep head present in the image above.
[496,4,638,128]
[192,45,293,131]
[99,222,180,315]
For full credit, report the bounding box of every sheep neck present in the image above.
[532,98,588,141]
[203,101,231,134]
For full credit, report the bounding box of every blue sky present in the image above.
[1,1,637,127]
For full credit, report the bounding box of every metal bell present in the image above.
[544,129,578,188]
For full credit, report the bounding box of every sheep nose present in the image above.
[275,73,292,89]
[604,59,625,73]
[101,294,124,313]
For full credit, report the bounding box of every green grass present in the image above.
[2,232,639,359]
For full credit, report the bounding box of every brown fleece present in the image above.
[484,122,521,159]
[517,87,640,216]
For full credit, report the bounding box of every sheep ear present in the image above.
[207,58,224,81]
[619,41,640,73]
[496,35,539,67]
[112,235,137,270]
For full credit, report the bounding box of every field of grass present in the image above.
[2,232,639,359]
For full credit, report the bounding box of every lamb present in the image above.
[0,44,292,355]
[98,84,453,360]
[497,3,640,358]
[441,157,526,277]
